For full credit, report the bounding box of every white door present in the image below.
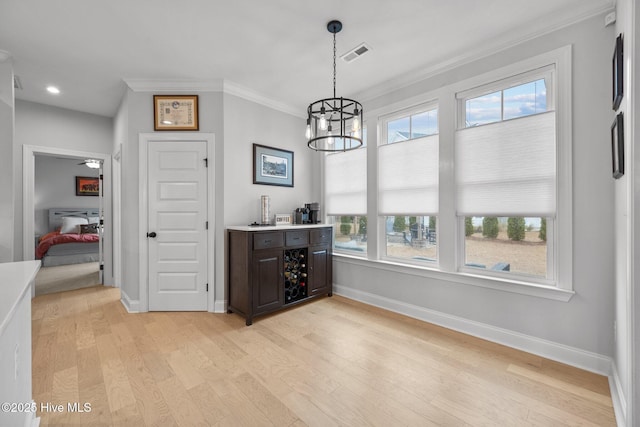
[148,140,208,311]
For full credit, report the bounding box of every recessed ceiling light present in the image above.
[46,86,60,94]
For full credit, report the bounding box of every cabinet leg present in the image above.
[227,309,232,314]
[328,292,333,297]
[246,318,253,326]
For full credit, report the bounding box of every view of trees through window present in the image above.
[464,216,547,277]
[385,216,437,262]
[330,215,367,254]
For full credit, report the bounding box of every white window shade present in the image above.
[455,111,556,216]
[378,135,439,215]
[325,149,367,215]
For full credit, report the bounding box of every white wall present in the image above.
[0,58,13,262]
[223,93,318,225]
[14,100,113,257]
[334,15,615,362]
[34,156,100,235]
[117,88,314,310]
[119,90,225,305]
[222,93,317,308]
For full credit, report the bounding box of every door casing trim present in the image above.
[139,132,216,312]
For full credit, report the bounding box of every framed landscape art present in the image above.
[76,176,99,196]
[253,144,294,187]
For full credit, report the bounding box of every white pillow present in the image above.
[60,216,88,234]
[88,217,100,224]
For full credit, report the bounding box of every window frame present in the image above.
[456,65,555,129]
[324,45,573,299]
[325,126,369,257]
[452,47,571,291]
[379,101,440,265]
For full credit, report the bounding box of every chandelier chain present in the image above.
[333,32,337,99]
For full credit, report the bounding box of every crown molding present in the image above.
[354,4,615,105]
[222,80,303,118]
[123,78,223,92]
[123,78,303,119]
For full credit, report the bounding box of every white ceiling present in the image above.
[0,0,614,118]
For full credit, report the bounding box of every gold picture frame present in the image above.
[153,95,199,131]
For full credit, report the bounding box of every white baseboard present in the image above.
[334,284,612,376]
[120,289,140,313]
[609,362,627,427]
[24,401,40,427]
[214,299,227,313]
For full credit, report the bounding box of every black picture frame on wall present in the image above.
[611,112,624,179]
[253,143,294,187]
[612,33,623,111]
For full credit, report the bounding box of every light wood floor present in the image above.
[32,286,616,426]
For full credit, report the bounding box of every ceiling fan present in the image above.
[77,159,102,169]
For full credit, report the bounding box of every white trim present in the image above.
[214,299,227,314]
[24,402,39,427]
[112,145,122,288]
[333,283,606,375]
[610,361,627,426]
[22,146,112,283]
[222,80,302,118]
[120,288,140,313]
[335,254,573,302]
[123,78,302,119]
[138,132,216,313]
[124,78,224,92]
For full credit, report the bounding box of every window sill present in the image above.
[333,253,574,302]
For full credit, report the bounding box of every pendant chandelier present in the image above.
[306,20,363,152]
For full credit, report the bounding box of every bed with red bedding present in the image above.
[37,208,101,267]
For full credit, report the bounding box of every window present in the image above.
[465,78,548,126]
[387,108,438,143]
[385,216,437,263]
[456,67,557,283]
[379,105,438,263]
[330,215,368,253]
[464,216,548,278]
[323,46,572,296]
[326,129,367,255]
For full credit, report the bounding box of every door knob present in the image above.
[147,232,157,238]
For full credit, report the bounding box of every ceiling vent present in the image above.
[341,42,371,63]
[13,75,22,90]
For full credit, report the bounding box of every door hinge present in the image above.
[100,174,104,180]
[99,264,104,271]
[204,158,208,167]
[206,221,208,230]
[206,283,209,292]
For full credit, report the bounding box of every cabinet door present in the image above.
[309,246,330,296]
[252,250,284,314]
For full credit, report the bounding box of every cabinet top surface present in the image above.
[0,260,41,335]
[227,224,332,232]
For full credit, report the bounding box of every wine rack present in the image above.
[284,248,308,304]
[227,226,332,325]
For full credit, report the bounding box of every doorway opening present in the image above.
[23,145,113,295]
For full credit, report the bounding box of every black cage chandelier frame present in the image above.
[306,20,363,152]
